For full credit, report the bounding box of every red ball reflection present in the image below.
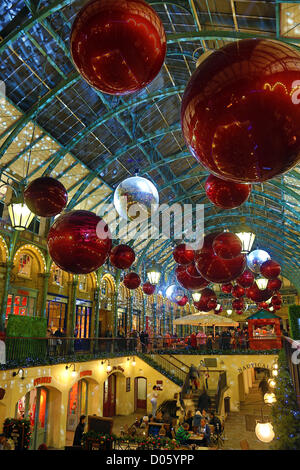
[260,260,281,279]
[47,210,112,274]
[267,278,282,291]
[173,244,195,265]
[142,282,156,295]
[236,270,255,288]
[181,39,300,183]
[70,0,166,95]
[232,299,244,310]
[221,283,233,294]
[24,177,68,217]
[109,244,135,269]
[246,284,272,303]
[123,272,141,290]
[212,232,242,259]
[205,174,251,209]
[195,233,246,283]
[176,264,210,291]
[177,295,188,307]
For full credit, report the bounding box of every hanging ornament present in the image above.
[109,244,135,269]
[236,310,243,315]
[236,270,255,288]
[246,284,273,303]
[260,259,281,279]
[232,285,245,298]
[221,283,233,294]
[207,299,218,310]
[205,174,251,209]
[175,264,210,291]
[232,299,244,311]
[24,176,68,217]
[267,278,282,291]
[173,243,195,265]
[123,272,141,290]
[247,249,271,274]
[166,284,185,303]
[194,299,211,312]
[271,294,282,306]
[177,295,188,307]
[212,232,242,259]
[181,39,300,183]
[195,232,246,283]
[142,282,156,296]
[114,175,159,221]
[70,0,166,95]
[215,304,223,314]
[259,302,269,309]
[47,210,112,274]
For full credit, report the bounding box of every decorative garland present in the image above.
[3,418,31,450]
[270,349,300,450]
[81,430,180,450]
[288,305,300,340]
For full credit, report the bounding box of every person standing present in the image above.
[73,415,86,447]
[150,386,159,417]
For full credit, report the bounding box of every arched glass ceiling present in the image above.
[0,0,299,290]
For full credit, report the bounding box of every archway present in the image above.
[103,373,117,417]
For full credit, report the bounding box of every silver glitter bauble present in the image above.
[166,284,185,303]
[114,176,159,221]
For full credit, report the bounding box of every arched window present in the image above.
[78,275,87,292]
[18,253,32,277]
[52,266,63,286]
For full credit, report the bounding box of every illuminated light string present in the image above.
[13,243,46,272]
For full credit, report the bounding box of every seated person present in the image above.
[175,423,191,445]
[184,410,194,430]
[208,412,222,435]
[201,408,209,421]
[155,411,163,423]
[192,410,202,433]
[198,418,211,447]
[148,414,155,423]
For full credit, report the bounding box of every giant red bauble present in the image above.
[232,285,245,298]
[181,39,300,183]
[175,264,210,291]
[232,299,244,310]
[200,287,217,301]
[207,299,218,310]
[212,232,242,259]
[142,282,156,295]
[123,272,141,289]
[205,174,251,209]
[177,295,188,307]
[194,300,211,312]
[70,0,166,95]
[195,232,246,283]
[236,270,255,288]
[267,278,282,291]
[24,177,68,217]
[173,244,195,265]
[260,259,281,279]
[246,284,273,303]
[109,244,135,269]
[271,294,282,306]
[47,210,112,274]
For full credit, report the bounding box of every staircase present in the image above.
[138,352,187,386]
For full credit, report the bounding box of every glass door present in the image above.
[67,380,88,431]
[103,374,116,417]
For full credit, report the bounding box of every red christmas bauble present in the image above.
[24,177,68,217]
[200,287,217,301]
[70,0,166,95]
[215,305,223,314]
[109,244,135,269]
[232,285,245,298]
[232,299,244,310]
[260,259,281,279]
[205,174,251,209]
[177,295,188,307]
[236,270,255,288]
[221,283,233,294]
[175,264,210,291]
[212,232,242,259]
[267,278,282,291]
[246,284,273,303]
[173,244,195,265]
[273,304,281,311]
[181,39,300,183]
[47,210,112,274]
[195,232,246,283]
[207,299,218,310]
[271,294,282,306]
[259,302,269,309]
[123,272,141,290]
[142,282,156,296]
[236,310,243,315]
[194,300,211,312]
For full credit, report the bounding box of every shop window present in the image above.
[52,266,63,286]
[18,253,32,278]
[79,275,87,292]
[7,294,36,317]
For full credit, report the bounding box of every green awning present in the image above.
[246,309,281,320]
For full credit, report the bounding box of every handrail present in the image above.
[149,353,187,376]
[215,371,227,415]
[168,355,190,371]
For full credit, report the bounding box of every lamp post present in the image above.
[8,198,34,231]
[146,261,162,285]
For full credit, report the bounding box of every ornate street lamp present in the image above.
[146,261,162,285]
[8,198,34,231]
[255,421,275,443]
[192,292,201,302]
[264,392,277,405]
[256,277,269,290]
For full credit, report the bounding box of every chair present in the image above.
[240,439,250,450]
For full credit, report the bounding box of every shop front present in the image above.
[247,310,282,350]
[46,293,68,333]
[5,287,38,325]
[132,308,141,332]
[67,379,89,432]
[74,299,92,351]
[15,381,50,450]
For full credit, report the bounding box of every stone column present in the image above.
[161,304,166,335]
[66,275,78,354]
[0,230,19,332]
[142,295,147,331]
